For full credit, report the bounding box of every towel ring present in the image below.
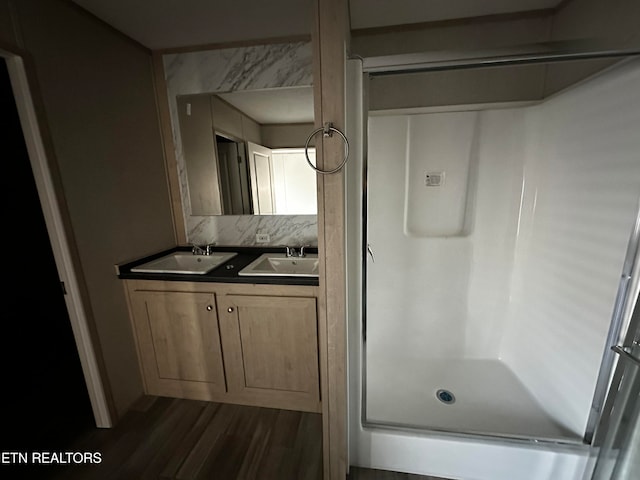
[304,123,350,175]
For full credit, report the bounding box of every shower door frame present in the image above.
[358,47,640,449]
[589,293,640,479]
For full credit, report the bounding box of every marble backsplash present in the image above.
[162,42,317,247]
[187,215,317,247]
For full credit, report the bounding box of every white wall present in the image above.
[404,112,478,237]
[367,114,472,359]
[500,58,640,437]
[367,107,526,362]
[465,108,526,358]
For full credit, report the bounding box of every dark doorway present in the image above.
[1,58,95,477]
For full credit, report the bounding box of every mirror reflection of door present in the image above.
[247,141,275,215]
[271,148,316,214]
[217,137,318,215]
[178,88,316,217]
[217,135,251,214]
[245,143,317,215]
[176,87,317,216]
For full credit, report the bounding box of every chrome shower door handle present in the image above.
[367,244,375,263]
[611,345,640,367]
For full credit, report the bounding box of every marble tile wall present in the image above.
[163,42,317,247]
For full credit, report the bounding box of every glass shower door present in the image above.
[591,342,640,478]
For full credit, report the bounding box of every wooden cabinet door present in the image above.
[130,290,227,400]
[218,295,320,412]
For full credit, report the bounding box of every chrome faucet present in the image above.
[192,243,216,255]
[285,245,310,257]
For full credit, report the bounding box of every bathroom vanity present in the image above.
[117,246,321,413]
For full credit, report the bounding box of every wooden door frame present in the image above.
[311,0,351,478]
[1,46,114,428]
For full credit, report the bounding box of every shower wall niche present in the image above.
[404,111,478,237]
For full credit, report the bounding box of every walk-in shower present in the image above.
[347,45,640,480]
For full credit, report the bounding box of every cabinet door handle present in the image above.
[227,307,234,313]
[206,305,213,311]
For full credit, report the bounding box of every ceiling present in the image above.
[72,0,563,50]
[349,0,561,30]
[217,87,315,124]
[70,0,563,124]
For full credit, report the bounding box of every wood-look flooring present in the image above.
[4,395,448,480]
[25,396,321,480]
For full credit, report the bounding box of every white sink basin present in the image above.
[239,253,319,277]
[131,251,237,275]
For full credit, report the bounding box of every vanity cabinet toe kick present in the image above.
[123,279,321,413]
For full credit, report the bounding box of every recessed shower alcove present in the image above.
[365,57,640,441]
[348,46,640,479]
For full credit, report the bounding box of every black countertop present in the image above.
[116,245,319,286]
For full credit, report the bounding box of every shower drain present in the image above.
[436,389,456,405]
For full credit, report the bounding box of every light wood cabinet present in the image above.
[124,280,320,413]
[129,290,226,400]
[219,295,320,412]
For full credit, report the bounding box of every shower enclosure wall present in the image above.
[347,55,640,480]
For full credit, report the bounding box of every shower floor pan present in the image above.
[365,357,582,443]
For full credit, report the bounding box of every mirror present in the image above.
[177,86,316,216]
